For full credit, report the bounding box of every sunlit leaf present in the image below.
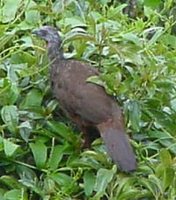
[1,0,21,23]
[0,78,19,106]
[144,0,161,8]
[19,121,32,142]
[25,0,40,25]
[159,149,172,167]
[3,139,19,157]
[122,32,142,47]
[1,105,19,133]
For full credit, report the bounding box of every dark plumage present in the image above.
[32,26,137,172]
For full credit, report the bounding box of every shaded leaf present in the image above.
[46,121,78,144]
[83,171,95,196]
[29,141,47,168]
[0,176,21,189]
[4,189,28,200]
[124,100,141,132]
[47,144,68,170]
[94,166,116,198]
[20,89,43,110]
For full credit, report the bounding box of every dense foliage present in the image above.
[0,0,176,199]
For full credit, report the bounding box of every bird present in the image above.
[32,26,137,172]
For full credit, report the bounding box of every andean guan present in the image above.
[32,26,137,172]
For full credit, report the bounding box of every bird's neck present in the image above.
[47,42,64,62]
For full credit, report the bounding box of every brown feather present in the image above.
[33,26,137,172]
[51,59,136,172]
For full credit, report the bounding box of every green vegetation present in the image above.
[0,0,176,199]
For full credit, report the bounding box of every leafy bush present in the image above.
[0,0,176,199]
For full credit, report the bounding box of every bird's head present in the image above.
[32,26,61,44]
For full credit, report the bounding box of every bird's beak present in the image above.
[32,29,41,36]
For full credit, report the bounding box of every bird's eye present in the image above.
[42,30,47,36]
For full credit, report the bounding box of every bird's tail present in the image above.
[97,119,136,172]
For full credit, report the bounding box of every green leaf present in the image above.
[88,11,103,23]
[16,165,37,185]
[19,121,32,142]
[60,17,86,28]
[46,100,58,113]
[122,33,142,47]
[162,167,175,190]
[143,27,164,47]
[99,0,109,5]
[50,172,73,186]
[148,131,176,154]
[64,29,94,44]
[0,188,5,199]
[16,165,43,197]
[161,34,176,48]
[148,28,164,47]
[144,0,161,9]
[94,166,116,198]
[1,105,19,133]
[4,189,28,200]
[86,75,105,87]
[0,32,14,51]
[0,136,3,151]
[82,150,108,165]
[11,51,36,65]
[25,0,40,25]
[149,175,163,195]
[29,141,47,168]
[20,89,43,109]
[47,121,78,144]
[0,78,19,106]
[43,177,55,195]
[83,171,95,196]
[0,176,21,189]
[47,144,68,170]
[1,0,21,23]
[108,4,127,18]
[124,100,141,132]
[140,176,161,198]
[49,172,77,194]
[3,139,19,157]
[170,98,176,111]
[159,149,172,167]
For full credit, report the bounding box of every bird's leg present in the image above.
[81,126,100,148]
[80,126,91,148]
